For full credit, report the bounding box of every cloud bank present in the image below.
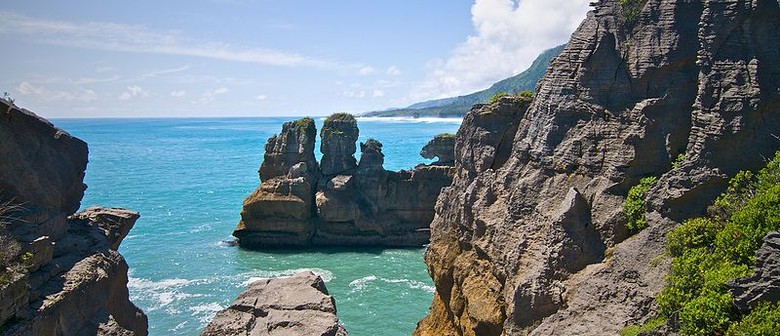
[413,0,590,100]
[0,12,336,69]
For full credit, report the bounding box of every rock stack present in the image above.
[234,114,455,248]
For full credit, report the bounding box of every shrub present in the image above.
[489,92,510,104]
[518,90,534,101]
[657,151,780,335]
[672,152,686,169]
[726,301,780,336]
[324,112,355,124]
[624,176,657,231]
[620,316,667,336]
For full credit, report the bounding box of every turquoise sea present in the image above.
[53,117,461,336]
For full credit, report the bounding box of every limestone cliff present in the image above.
[0,100,147,335]
[415,0,780,335]
[234,114,455,248]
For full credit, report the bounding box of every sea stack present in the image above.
[233,113,455,248]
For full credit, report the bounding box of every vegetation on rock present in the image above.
[620,0,647,22]
[624,176,657,231]
[294,117,314,132]
[654,151,780,335]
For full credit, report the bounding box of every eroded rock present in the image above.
[202,271,347,336]
[415,0,780,335]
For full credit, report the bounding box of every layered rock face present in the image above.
[415,1,780,335]
[234,115,455,248]
[202,271,347,336]
[0,100,147,335]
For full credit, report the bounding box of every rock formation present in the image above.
[0,100,147,335]
[728,232,780,312]
[202,271,347,336]
[420,134,456,166]
[414,0,780,335]
[234,114,455,248]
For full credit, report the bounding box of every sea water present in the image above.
[53,117,462,336]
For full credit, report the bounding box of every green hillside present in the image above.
[363,44,565,118]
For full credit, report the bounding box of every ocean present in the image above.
[53,117,462,336]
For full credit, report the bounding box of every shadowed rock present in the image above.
[729,232,780,312]
[0,98,147,335]
[420,133,456,166]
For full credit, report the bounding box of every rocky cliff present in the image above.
[202,271,347,336]
[0,100,147,335]
[234,114,455,248]
[415,0,780,335]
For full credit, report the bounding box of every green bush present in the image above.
[324,112,355,123]
[726,301,780,336]
[672,152,686,169]
[489,92,510,104]
[620,316,667,336]
[518,90,534,101]
[624,176,657,231]
[657,151,780,335]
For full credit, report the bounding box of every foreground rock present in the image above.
[234,114,455,248]
[420,134,456,166]
[728,232,780,312]
[415,0,780,335]
[0,99,147,335]
[202,271,347,336]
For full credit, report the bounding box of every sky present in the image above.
[0,0,590,118]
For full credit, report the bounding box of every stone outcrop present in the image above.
[0,99,147,335]
[234,115,455,248]
[728,232,780,312]
[420,134,456,166]
[320,113,359,176]
[203,271,347,336]
[415,1,780,335]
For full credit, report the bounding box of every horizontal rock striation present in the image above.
[234,114,455,248]
[415,0,780,335]
[0,100,147,335]
[202,271,347,336]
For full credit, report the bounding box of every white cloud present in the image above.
[359,66,375,75]
[142,65,191,79]
[0,11,337,69]
[386,66,401,76]
[16,82,98,102]
[343,90,366,98]
[194,87,230,104]
[413,0,590,100]
[372,90,385,98]
[171,90,187,97]
[256,94,267,101]
[119,85,149,100]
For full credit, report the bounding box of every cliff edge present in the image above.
[0,100,147,335]
[415,0,780,335]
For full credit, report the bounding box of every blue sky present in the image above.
[1,0,590,118]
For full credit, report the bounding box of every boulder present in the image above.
[202,271,347,336]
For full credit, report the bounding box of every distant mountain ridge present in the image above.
[363,44,565,118]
